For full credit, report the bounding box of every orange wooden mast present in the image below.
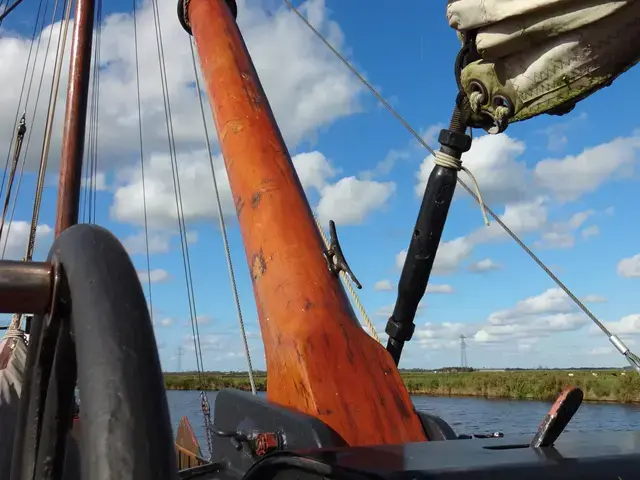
[184,0,427,446]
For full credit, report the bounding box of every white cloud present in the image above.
[293,151,338,191]
[582,294,606,304]
[487,288,575,326]
[373,279,393,291]
[416,133,529,204]
[111,146,393,229]
[0,0,363,173]
[567,210,595,229]
[599,314,640,335]
[581,225,600,239]
[414,322,471,349]
[81,171,108,191]
[138,268,171,284]
[196,315,213,325]
[396,236,473,276]
[538,112,587,153]
[395,250,407,269]
[589,346,613,355]
[468,258,501,273]
[122,231,171,255]
[316,177,395,226]
[426,284,454,294]
[360,149,410,180]
[617,253,640,278]
[156,317,174,327]
[534,231,575,249]
[474,312,587,344]
[471,197,548,245]
[375,300,426,319]
[534,134,640,201]
[111,150,234,228]
[408,128,638,275]
[0,221,52,260]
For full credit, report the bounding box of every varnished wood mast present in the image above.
[187,0,427,446]
[56,0,95,236]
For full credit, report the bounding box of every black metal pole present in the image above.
[385,98,472,365]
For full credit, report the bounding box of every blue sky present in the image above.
[1,0,639,372]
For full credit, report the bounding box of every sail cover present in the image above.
[447,0,640,130]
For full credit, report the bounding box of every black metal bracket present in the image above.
[10,224,176,480]
[322,220,362,289]
[385,102,472,365]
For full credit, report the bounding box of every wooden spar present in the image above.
[186,0,427,446]
[55,0,95,237]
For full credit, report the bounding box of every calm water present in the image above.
[166,390,640,446]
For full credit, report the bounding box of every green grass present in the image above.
[164,369,640,403]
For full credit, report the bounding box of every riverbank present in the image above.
[164,370,640,403]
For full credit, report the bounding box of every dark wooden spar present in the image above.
[55,0,95,236]
[184,0,427,446]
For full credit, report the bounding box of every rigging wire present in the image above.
[0,0,47,225]
[0,0,27,24]
[131,0,154,320]
[283,0,640,371]
[90,0,102,222]
[2,0,58,259]
[188,38,257,395]
[81,0,102,224]
[0,116,26,241]
[148,0,215,455]
[149,0,204,375]
[26,0,73,261]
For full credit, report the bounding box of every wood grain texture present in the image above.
[55,0,94,237]
[188,0,427,446]
[175,416,207,469]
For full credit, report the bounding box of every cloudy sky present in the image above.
[1,0,639,372]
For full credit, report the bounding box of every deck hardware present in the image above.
[0,260,54,314]
[531,386,583,448]
[322,220,362,289]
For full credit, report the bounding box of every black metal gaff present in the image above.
[385,100,472,365]
[10,224,176,480]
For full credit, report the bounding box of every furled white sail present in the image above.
[0,330,27,472]
[447,0,640,130]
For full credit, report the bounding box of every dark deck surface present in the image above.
[297,430,640,479]
[178,430,640,479]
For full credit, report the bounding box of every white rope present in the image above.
[468,90,510,134]
[433,150,489,226]
[469,90,483,113]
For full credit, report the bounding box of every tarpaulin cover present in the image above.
[447,0,640,127]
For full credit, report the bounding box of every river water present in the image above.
[166,390,640,445]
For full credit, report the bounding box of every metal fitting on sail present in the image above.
[465,79,514,135]
[178,0,238,35]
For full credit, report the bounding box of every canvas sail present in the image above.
[0,328,27,472]
[447,0,640,127]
